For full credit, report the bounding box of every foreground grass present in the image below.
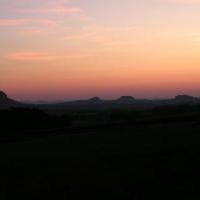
[0,121,200,199]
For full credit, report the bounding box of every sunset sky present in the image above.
[1,0,200,101]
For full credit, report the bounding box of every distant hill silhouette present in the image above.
[175,95,198,103]
[0,91,7,99]
[87,96,102,103]
[0,91,25,109]
[0,90,200,110]
[116,96,136,104]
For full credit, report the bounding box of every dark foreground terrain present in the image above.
[1,106,200,199]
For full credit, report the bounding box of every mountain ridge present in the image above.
[0,91,200,110]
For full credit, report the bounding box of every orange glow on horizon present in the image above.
[1,0,200,100]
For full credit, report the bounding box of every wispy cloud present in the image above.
[19,28,44,35]
[17,4,81,16]
[161,0,200,4]
[0,0,87,39]
[64,25,136,40]
[0,19,28,26]
[6,52,53,61]
[0,19,56,27]
[5,51,99,61]
[64,25,136,48]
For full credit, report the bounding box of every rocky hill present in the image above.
[0,91,25,109]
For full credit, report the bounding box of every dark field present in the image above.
[1,106,200,199]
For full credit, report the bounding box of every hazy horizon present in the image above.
[1,0,200,101]
[2,90,200,102]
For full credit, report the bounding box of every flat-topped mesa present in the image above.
[0,91,8,101]
[175,95,197,102]
[88,96,102,103]
[117,96,136,103]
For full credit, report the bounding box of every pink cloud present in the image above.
[6,52,53,61]
[0,19,28,26]
[18,5,81,15]
[64,25,136,47]
[19,28,44,35]
[0,19,56,27]
[161,0,200,3]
